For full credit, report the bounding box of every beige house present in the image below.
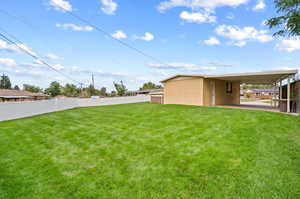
[161,75,240,106]
[160,70,299,112]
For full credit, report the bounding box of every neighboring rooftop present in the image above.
[0,89,49,98]
[252,88,279,92]
[127,88,163,95]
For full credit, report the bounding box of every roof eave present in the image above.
[160,74,205,83]
[204,70,298,79]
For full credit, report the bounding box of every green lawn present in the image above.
[0,103,299,199]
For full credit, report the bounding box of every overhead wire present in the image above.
[0,29,84,86]
[50,1,168,66]
[0,8,132,85]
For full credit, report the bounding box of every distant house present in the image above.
[0,89,50,102]
[246,88,279,99]
[126,89,163,96]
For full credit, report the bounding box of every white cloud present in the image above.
[207,61,233,67]
[60,65,127,78]
[21,60,45,68]
[95,70,127,77]
[100,0,118,15]
[226,13,235,20]
[34,59,44,66]
[56,24,94,32]
[157,0,249,12]
[180,10,216,23]
[148,62,198,70]
[111,30,127,39]
[49,0,72,12]
[152,69,171,77]
[45,53,62,60]
[215,24,273,46]
[0,58,17,67]
[276,38,300,52]
[232,41,247,47]
[0,40,36,56]
[280,66,300,71]
[134,32,154,41]
[0,40,17,52]
[52,64,65,70]
[0,65,46,77]
[200,66,217,71]
[148,62,219,71]
[204,37,220,45]
[253,0,266,11]
[17,44,37,56]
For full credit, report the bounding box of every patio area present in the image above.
[220,101,299,115]
[208,70,299,114]
[220,103,279,113]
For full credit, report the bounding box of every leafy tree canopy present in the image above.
[241,84,274,90]
[45,81,61,97]
[63,83,80,97]
[0,74,12,89]
[23,84,43,93]
[14,85,20,90]
[86,84,98,97]
[100,87,107,96]
[113,81,127,96]
[267,0,300,36]
[139,82,162,90]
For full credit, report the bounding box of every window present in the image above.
[226,82,233,93]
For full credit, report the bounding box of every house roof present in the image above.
[0,89,49,98]
[160,74,205,83]
[161,70,298,84]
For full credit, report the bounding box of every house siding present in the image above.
[163,77,204,106]
[203,79,240,106]
[163,77,240,106]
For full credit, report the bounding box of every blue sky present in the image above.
[0,0,300,90]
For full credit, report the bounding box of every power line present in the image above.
[50,1,167,66]
[0,29,84,86]
[0,9,38,30]
[0,8,132,76]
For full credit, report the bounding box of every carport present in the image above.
[206,70,299,113]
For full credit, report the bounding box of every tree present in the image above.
[63,84,80,97]
[266,0,300,37]
[110,91,117,97]
[139,82,162,90]
[45,81,61,97]
[100,87,107,96]
[113,81,127,96]
[0,74,12,89]
[23,84,43,93]
[14,85,20,90]
[86,84,98,96]
[241,84,274,90]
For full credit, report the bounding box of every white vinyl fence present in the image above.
[0,95,150,122]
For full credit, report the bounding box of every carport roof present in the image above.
[160,70,298,84]
[206,70,298,84]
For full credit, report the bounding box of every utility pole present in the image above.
[92,73,95,88]
[79,83,83,97]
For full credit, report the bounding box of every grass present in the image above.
[0,103,299,199]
